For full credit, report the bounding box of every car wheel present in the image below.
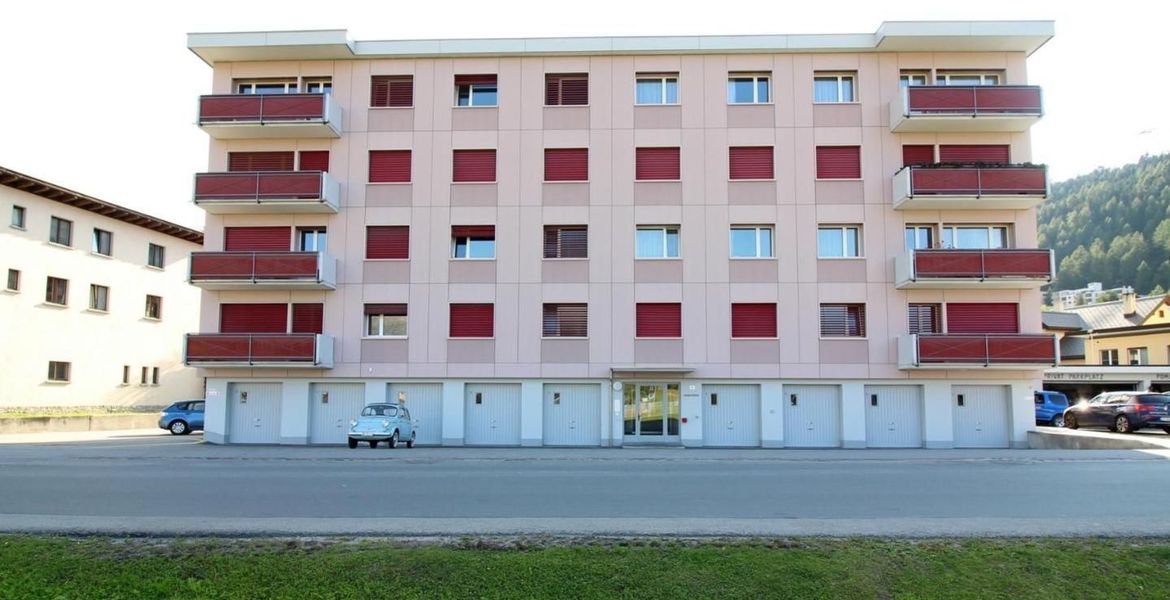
[406,431,416,449]
[369,440,379,449]
[1064,413,1078,429]
[387,431,398,449]
[347,438,358,449]
[1115,415,1132,434]
[1050,414,1065,428]
[168,420,188,435]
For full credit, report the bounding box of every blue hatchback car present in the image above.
[1034,391,1070,427]
[158,400,205,435]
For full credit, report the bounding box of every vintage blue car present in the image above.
[348,403,416,449]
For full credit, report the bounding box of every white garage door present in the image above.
[953,385,1011,448]
[543,383,603,446]
[389,383,443,446]
[702,384,761,447]
[864,385,924,448]
[227,382,282,444]
[309,383,366,445]
[465,383,521,446]
[783,385,841,448]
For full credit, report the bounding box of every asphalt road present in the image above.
[2,432,1169,537]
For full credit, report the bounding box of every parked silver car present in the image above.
[347,403,416,449]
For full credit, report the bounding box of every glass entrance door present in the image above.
[622,383,680,443]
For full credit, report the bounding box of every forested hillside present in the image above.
[1039,153,1170,293]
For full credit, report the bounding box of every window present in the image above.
[905,225,934,250]
[815,146,861,179]
[303,78,332,94]
[452,149,497,182]
[545,74,588,106]
[47,361,70,383]
[902,145,935,167]
[365,304,407,337]
[122,365,129,385]
[366,226,409,259]
[147,243,165,268]
[298,151,329,172]
[10,205,24,229]
[145,295,162,320]
[542,303,588,337]
[5,269,18,292]
[636,226,680,259]
[813,72,856,102]
[938,145,1010,164]
[544,148,588,182]
[454,75,498,106]
[370,75,414,107]
[450,303,494,337]
[228,151,294,172]
[49,216,72,246]
[89,284,109,312]
[941,225,1009,249]
[223,226,291,252]
[235,79,297,94]
[1100,349,1119,366]
[731,303,777,338]
[818,226,861,258]
[543,226,588,259]
[451,226,496,259]
[45,276,68,305]
[635,73,678,105]
[937,72,1001,86]
[820,304,866,337]
[141,367,149,385]
[152,367,160,385]
[727,73,770,104]
[900,71,930,87]
[92,228,113,256]
[635,147,681,180]
[728,146,774,180]
[298,228,327,252]
[908,303,941,335]
[1128,347,1149,366]
[636,303,682,337]
[369,150,411,183]
[729,226,773,258]
[291,303,323,334]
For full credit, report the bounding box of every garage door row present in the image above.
[223,382,1015,448]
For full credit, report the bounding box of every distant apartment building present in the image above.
[1050,282,1132,309]
[0,167,204,408]
[185,21,1056,448]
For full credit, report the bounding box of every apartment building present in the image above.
[186,21,1057,448]
[0,166,204,408]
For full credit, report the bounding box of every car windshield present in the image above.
[360,405,396,417]
[1134,395,1170,404]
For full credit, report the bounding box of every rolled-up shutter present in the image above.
[370,75,413,107]
[636,147,681,180]
[939,145,1010,164]
[636,303,682,337]
[729,146,774,180]
[298,151,329,172]
[816,146,861,179]
[908,303,941,335]
[902,145,935,167]
[220,303,287,333]
[542,303,588,337]
[543,226,588,258]
[223,227,291,252]
[450,303,494,337]
[291,303,323,334]
[819,304,866,337]
[731,303,777,338]
[366,226,409,259]
[364,303,407,316]
[451,225,495,238]
[369,150,411,183]
[454,74,497,86]
[545,74,588,105]
[453,149,496,182]
[946,303,1018,334]
[228,152,294,172]
[544,148,588,181]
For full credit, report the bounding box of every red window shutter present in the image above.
[729,147,774,180]
[636,303,682,337]
[454,74,497,86]
[451,225,495,238]
[636,147,681,181]
[545,74,588,105]
[370,75,413,107]
[544,148,588,181]
[291,303,323,334]
[223,227,291,252]
[946,303,1019,334]
[815,146,861,179]
[366,226,409,259]
[369,150,412,183]
[902,145,935,167]
[227,152,294,172]
[220,303,287,333]
[938,145,1010,164]
[298,151,329,172]
[450,304,494,337]
[364,303,407,316]
[731,303,777,338]
[453,149,496,182]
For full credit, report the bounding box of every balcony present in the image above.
[895,249,1053,289]
[193,171,340,214]
[899,334,1057,369]
[892,165,1048,210]
[188,251,336,290]
[197,93,342,139]
[184,333,334,368]
[890,85,1043,132]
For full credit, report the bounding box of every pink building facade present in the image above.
[188,22,1056,448]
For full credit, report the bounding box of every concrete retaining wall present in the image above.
[1028,429,1170,450]
[0,414,159,434]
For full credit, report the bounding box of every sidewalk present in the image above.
[0,428,172,445]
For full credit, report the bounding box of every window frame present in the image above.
[451,236,496,260]
[543,225,589,259]
[940,225,1011,250]
[729,226,774,259]
[908,303,942,335]
[234,79,298,95]
[817,225,862,258]
[10,205,25,230]
[49,216,72,247]
[145,295,162,320]
[122,365,130,385]
[302,78,332,94]
[813,72,857,103]
[542,303,589,338]
[5,269,19,292]
[88,284,109,312]
[455,82,498,107]
[904,225,935,250]
[297,227,327,252]
[899,71,930,87]
[635,226,681,259]
[147,243,166,269]
[369,75,414,108]
[634,73,680,105]
[727,73,771,104]
[1100,349,1119,366]
[1127,347,1149,366]
[545,73,589,106]
[365,312,408,338]
[92,228,113,257]
[819,303,867,338]
[151,367,160,385]
[45,276,68,306]
[936,71,1002,86]
[47,361,70,383]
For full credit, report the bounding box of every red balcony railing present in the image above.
[189,252,321,283]
[915,334,1057,365]
[913,249,1053,280]
[194,171,325,202]
[198,93,328,123]
[909,166,1047,196]
[905,85,1043,115]
[185,333,321,365]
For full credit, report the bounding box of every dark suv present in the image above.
[1063,392,1170,434]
